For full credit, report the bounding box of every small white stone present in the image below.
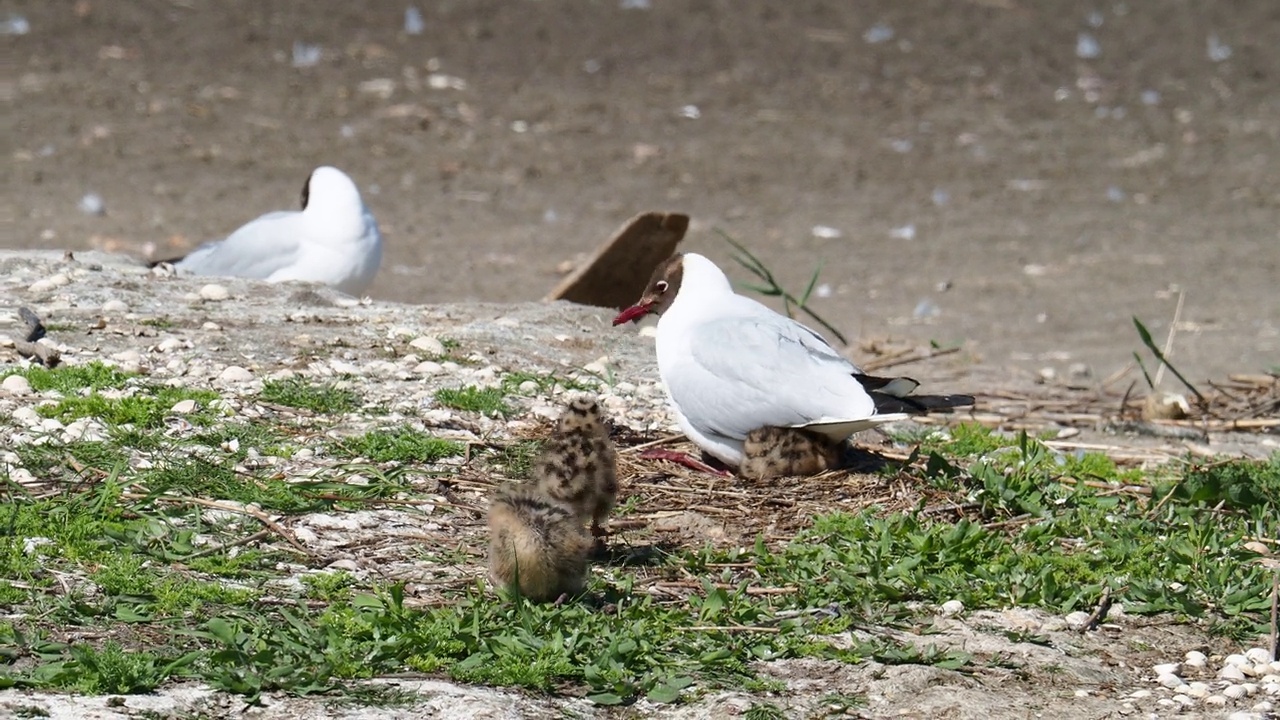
[1073,689,1089,698]
[1158,673,1185,689]
[1185,649,1208,665]
[517,380,538,393]
[1172,694,1194,706]
[40,418,64,433]
[1243,683,1259,696]
[219,366,253,383]
[2,375,33,395]
[199,283,230,301]
[1203,694,1226,706]
[1185,681,1210,698]
[413,361,444,375]
[1269,660,1280,672]
[1245,648,1271,664]
[1226,654,1252,668]
[409,336,445,355]
[12,407,42,427]
[202,321,222,331]
[9,468,37,485]
[1154,662,1181,676]
[1253,701,1274,712]
[1221,664,1248,681]
[939,599,964,617]
[102,299,129,313]
[1227,713,1259,720]
[1063,610,1091,630]
[1128,690,1151,699]
[170,399,197,414]
[1224,685,1248,699]
[327,558,360,572]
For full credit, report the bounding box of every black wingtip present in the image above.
[870,393,976,415]
[146,256,185,269]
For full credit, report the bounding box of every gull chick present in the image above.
[487,484,592,602]
[157,166,382,296]
[533,394,618,537]
[613,253,974,471]
[740,425,843,480]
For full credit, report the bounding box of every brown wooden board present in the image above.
[544,211,689,309]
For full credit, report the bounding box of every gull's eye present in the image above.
[655,280,669,293]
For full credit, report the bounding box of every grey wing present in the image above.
[176,211,301,279]
[670,315,877,442]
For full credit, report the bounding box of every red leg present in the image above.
[639,448,733,477]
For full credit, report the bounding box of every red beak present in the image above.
[612,303,653,326]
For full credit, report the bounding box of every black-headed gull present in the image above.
[613,252,974,471]
[157,166,382,296]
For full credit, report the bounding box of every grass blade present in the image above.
[1132,317,1206,405]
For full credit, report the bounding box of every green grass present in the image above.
[37,386,220,428]
[490,439,544,479]
[260,377,361,414]
[1,360,134,394]
[1,410,1277,706]
[435,386,510,416]
[331,427,464,464]
[435,372,598,417]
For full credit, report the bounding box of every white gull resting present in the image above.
[613,252,974,470]
[155,166,382,296]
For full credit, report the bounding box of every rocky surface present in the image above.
[1,249,1276,719]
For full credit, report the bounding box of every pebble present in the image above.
[1225,654,1251,668]
[2,375,32,395]
[157,337,186,352]
[1153,662,1181,676]
[1221,664,1247,681]
[219,366,253,383]
[102,299,129,313]
[12,406,42,427]
[1224,685,1248,699]
[409,336,445,355]
[1171,693,1194,706]
[518,380,538,393]
[9,468,37,485]
[413,361,444,375]
[326,558,360,572]
[939,599,965,617]
[170,399,198,414]
[1157,673,1184,689]
[1185,681,1209,699]
[1245,648,1272,664]
[1064,610,1091,630]
[1185,650,1208,667]
[1254,701,1274,712]
[199,284,230,301]
[29,273,72,293]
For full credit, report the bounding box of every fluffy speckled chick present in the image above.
[487,484,592,602]
[533,394,618,536]
[739,425,843,480]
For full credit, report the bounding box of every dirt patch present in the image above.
[7,0,1279,387]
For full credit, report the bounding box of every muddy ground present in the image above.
[5,1,1278,398]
